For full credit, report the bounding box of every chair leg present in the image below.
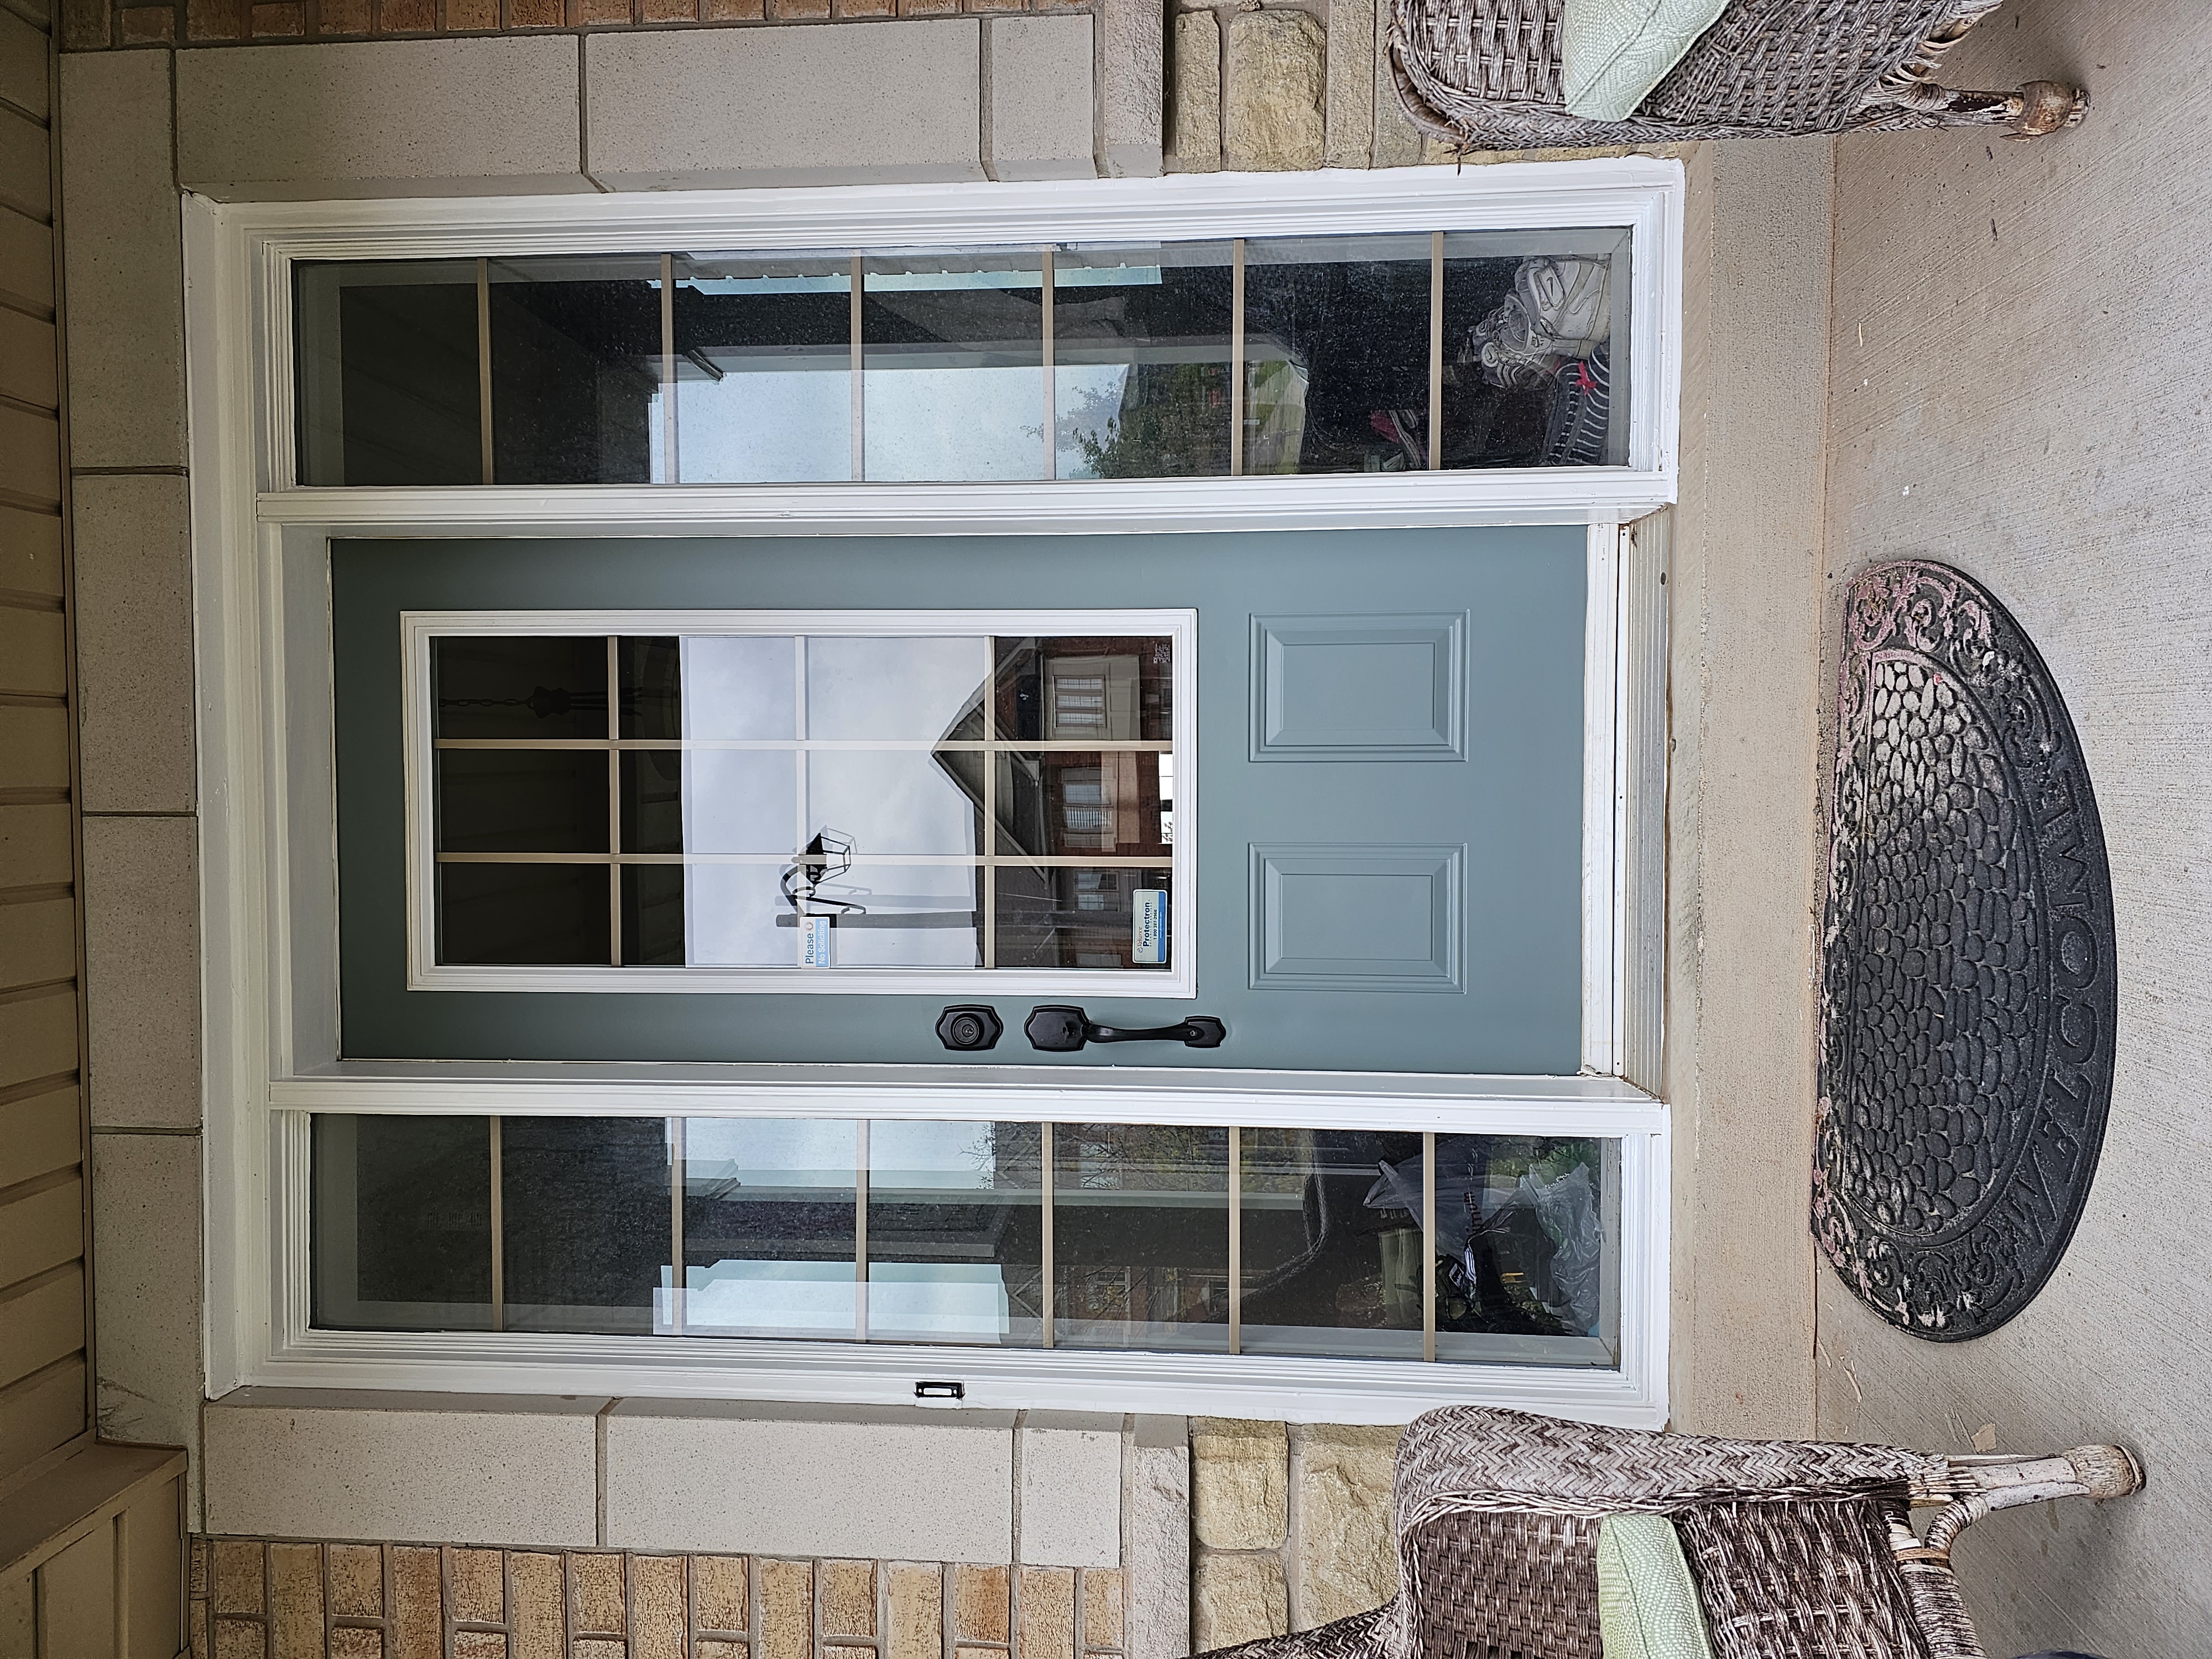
[1909,1444,2145,1562]
[1859,76,2089,135]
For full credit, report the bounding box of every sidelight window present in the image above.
[312,1114,1623,1370]
[292,229,1632,487]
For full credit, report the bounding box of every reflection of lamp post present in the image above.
[780,829,862,919]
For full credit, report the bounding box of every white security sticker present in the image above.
[1134,888,1169,965]
[802,915,833,967]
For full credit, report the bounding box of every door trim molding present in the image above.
[186,164,1679,1425]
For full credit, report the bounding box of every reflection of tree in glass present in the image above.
[1060,1122,1227,1190]
[1066,363,1232,479]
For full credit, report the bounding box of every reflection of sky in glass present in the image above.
[672,638,988,969]
[808,752,975,855]
[676,373,849,484]
[681,635,795,738]
[870,1119,999,1187]
[682,864,787,966]
[865,366,1045,482]
[810,865,978,968]
[805,637,984,739]
[869,1264,1007,1338]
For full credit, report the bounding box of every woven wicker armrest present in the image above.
[1387,0,2087,154]
[1390,1406,1948,1531]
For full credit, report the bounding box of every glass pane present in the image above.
[311,1114,492,1330]
[621,863,686,966]
[992,636,1173,742]
[1240,1128,1425,1358]
[617,636,683,740]
[488,257,664,485]
[1054,1123,1229,1350]
[808,750,982,858]
[621,750,795,855]
[294,260,481,487]
[1441,231,1629,469]
[670,863,796,966]
[993,753,1170,859]
[1052,243,1234,479]
[995,866,1172,970]
[502,1117,672,1334]
[437,863,610,965]
[674,254,853,483]
[806,635,988,740]
[433,637,609,741]
[863,253,1045,481]
[867,1120,1043,1346]
[1427,1134,1620,1366]
[438,750,609,854]
[684,1119,858,1338]
[1242,235,1434,475]
[666,635,799,740]
[800,862,980,969]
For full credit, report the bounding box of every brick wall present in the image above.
[61,0,1091,53]
[191,1541,1125,1659]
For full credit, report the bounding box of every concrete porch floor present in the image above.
[1813,0,2212,1651]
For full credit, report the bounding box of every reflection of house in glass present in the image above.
[930,636,1177,970]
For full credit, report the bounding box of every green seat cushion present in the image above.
[1595,1514,1717,1659]
[1561,0,1731,121]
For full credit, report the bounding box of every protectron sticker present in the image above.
[1133,888,1168,966]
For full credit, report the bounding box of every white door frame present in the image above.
[186,160,1679,1425]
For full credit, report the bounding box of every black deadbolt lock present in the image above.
[936,1004,1004,1052]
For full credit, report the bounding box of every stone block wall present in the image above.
[1166,0,1422,173]
[187,1539,1125,1659]
[1187,1421,1399,1650]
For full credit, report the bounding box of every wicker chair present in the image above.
[1205,1407,2143,1659]
[1388,0,2089,155]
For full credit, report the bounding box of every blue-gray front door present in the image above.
[333,526,1587,1073]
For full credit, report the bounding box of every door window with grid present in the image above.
[414,614,1192,987]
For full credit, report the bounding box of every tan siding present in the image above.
[0,1084,79,1190]
[0,7,48,120]
[0,606,65,694]
[0,1174,81,1287]
[0,202,51,310]
[0,1353,86,1477]
[0,896,75,984]
[0,703,69,789]
[0,106,49,221]
[0,1263,86,1390]
[0,801,72,885]
[0,987,77,1089]
[0,502,64,596]
[119,1478,184,1659]
[0,0,87,1506]
[38,1515,116,1659]
[0,401,61,505]
[0,305,57,408]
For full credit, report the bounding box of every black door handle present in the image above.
[1024,1005,1227,1052]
